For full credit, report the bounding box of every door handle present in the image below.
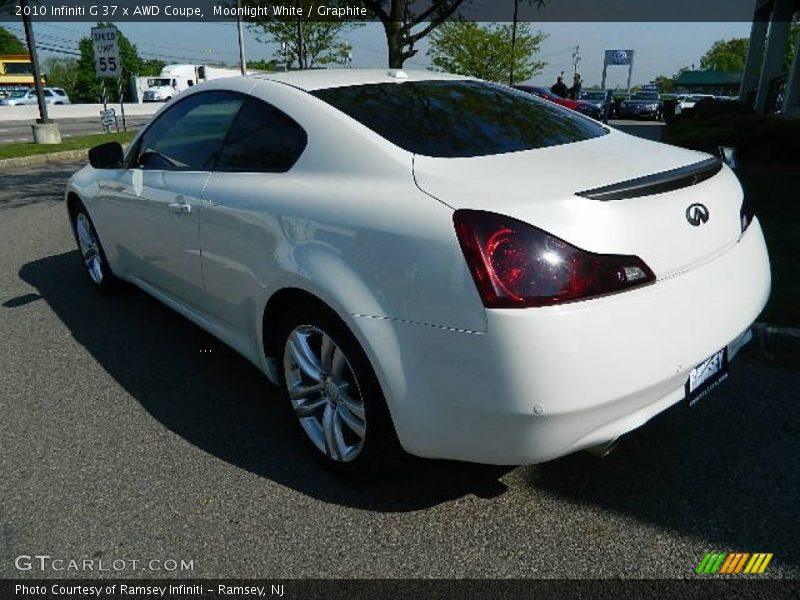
[168,202,191,215]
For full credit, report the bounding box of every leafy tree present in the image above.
[247,58,279,71]
[0,25,25,53]
[360,0,548,69]
[42,56,78,95]
[74,23,142,102]
[652,74,677,93]
[139,58,166,77]
[246,1,362,70]
[700,38,749,71]
[428,21,547,84]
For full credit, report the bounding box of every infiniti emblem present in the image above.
[686,203,710,227]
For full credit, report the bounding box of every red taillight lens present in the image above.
[453,210,655,308]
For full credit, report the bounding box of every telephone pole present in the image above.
[572,45,581,76]
[236,0,247,75]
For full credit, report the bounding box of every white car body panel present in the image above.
[66,70,771,465]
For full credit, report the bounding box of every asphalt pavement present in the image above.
[0,160,797,579]
[0,116,151,144]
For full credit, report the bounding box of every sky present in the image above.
[5,21,753,88]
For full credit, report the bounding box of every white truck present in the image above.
[141,64,244,102]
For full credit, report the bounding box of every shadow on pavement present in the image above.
[529,360,799,568]
[12,251,511,513]
[0,161,80,210]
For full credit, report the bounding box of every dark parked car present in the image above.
[617,92,662,120]
[580,90,611,115]
[513,85,603,120]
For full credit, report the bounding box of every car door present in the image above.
[105,90,244,309]
[198,95,308,335]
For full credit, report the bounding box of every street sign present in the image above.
[92,26,121,78]
[100,108,117,128]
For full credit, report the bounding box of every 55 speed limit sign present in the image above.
[92,26,121,78]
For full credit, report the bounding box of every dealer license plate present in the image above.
[686,348,728,407]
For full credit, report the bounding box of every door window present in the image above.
[216,98,307,173]
[134,91,244,171]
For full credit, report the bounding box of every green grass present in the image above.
[0,131,136,161]
[737,165,799,328]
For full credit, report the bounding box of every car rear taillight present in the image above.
[453,210,655,308]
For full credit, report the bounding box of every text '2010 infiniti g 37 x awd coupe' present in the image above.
[66,70,771,476]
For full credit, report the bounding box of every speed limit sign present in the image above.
[92,26,121,78]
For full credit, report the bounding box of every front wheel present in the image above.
[277,304,404,477]
[70,201,118,292]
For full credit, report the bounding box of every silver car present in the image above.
[0,87,71,106]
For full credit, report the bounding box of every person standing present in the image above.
[551,74,568,98]
[569,73,582,99]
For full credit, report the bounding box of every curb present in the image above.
[745,323,800,369]
[0,148,90,170]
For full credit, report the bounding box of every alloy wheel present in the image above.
[283,325,367,462]
[75,212,104,284]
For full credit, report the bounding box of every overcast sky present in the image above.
[8,21,753,88]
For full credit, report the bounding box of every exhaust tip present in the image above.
[586,437,621,459]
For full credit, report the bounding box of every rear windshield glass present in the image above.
[311,80,608,158]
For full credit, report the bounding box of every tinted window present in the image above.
[136,91,243,171]
[216,98,307,173]
[312,80,608,158]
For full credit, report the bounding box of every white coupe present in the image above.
[66,70,771,476]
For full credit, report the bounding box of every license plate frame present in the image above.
[685,348,729,407]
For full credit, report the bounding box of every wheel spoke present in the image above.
[330,346,346,378]
[320,333,335,373]
[336,404,366,440]
[332,409,350,458]
[322,403,339,460]
[338,389,365,420]
[289,382,324,400]
[288,331,324,382]
[293,396,327,418]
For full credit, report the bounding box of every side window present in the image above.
[135,91,243,171]
[216,98,307,173]
[43,89,53,97]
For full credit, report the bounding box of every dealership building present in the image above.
[740,0,800,115]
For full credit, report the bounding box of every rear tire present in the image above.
[69,200,118,293]
[276,303,404,478]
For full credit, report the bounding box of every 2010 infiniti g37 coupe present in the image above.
[66,70,771,476]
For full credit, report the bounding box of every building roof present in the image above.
[674,70,743,86]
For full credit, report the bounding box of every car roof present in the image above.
[250,68,472,91]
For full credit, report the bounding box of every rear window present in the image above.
[311,80,608,158]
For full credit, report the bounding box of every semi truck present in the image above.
[141,64,244,102]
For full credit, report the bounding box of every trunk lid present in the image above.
[413,130,745,278]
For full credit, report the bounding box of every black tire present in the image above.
[276,303,404,478]
[69,200,118,293]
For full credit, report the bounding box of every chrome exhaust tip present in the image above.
[586,438,620,459]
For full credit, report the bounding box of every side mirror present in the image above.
[88,142,124,169]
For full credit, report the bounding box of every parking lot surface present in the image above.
[0,160,797,578]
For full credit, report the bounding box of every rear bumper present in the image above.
[356,219,771,464]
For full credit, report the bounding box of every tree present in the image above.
[247,58,279,71]
[428,21,546,83]
[246,0,362,70]
[0,25,25,53]
[42,56,78,95]
[74,23,142,102]
[360,0,547,69]
[139,58,166,77]
[252,20,360,69]
[700,38,749,71]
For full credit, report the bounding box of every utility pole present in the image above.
[509,0,519,85]
[295,0,304,69]
[572,45,581,76]
[236,0,247,75]
[20,0,60,143]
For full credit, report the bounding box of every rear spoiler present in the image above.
[576,157,722,201]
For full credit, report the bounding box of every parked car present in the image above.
[513,85,603,120]
[0,87,71,106]
[580,90,611,115]
[617,91,662,120]
[66,70,770,476]
[675,94,715,115]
